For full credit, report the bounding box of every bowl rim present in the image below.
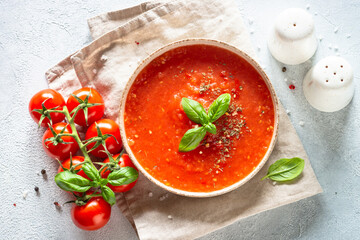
[119,38,279,198]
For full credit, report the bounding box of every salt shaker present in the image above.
[303,56,354,112]
[268,8,317,65]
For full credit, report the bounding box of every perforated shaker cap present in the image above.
[303,56,354,112]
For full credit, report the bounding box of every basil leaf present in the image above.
[81,162,100,181]
[107,167,138,186]
[204,123,216,134]
[208,93,231,122]
[101,186,116,206]
[181,98,209,124]
[55,171,91,192]
[178,126,207,152]
[262,157,305,182]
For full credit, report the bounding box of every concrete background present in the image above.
[0,0,359,239]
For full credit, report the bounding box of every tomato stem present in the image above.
[46,107,93,163]
[45,109,64,114]
[82,137,102,148]
[59,133,76,137]
[69,105,83,123]
[70,161,87,171]
[61,106,94,166]
[97,149,125,173]
[98,163,111,174]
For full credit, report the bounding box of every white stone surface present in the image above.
[0,0,359,239]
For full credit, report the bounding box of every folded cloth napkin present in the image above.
[46,0,323,239]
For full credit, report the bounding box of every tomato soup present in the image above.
[124,44,274,192]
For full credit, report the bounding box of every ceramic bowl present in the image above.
[119,39,279,198]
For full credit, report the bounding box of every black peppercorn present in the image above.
[41,169,46,175]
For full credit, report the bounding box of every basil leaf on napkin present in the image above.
[262,157,305,182]
[179,126,207,152]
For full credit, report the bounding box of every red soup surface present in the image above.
[124,44,275,192]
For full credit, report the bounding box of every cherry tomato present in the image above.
[66,87,105,126]
[100,154,138,192]
[85,119,122,158]
[42,122,79,161]
[58,156,90,180]
[71,196,111,231]
[29,89,65,127]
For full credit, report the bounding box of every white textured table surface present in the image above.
[0,0,359,239]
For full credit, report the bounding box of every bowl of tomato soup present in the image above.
[120,39,279,197]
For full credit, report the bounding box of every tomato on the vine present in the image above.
[42,122,79,161]
[58,156,90,180]
[29,89,65,127]
[85,119,123,158]
[71,196,111,231]
[66,87,105,126]
[100,154,138,192]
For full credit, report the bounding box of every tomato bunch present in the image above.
[29,88,139,231]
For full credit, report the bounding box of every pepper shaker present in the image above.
[303,56,354,112]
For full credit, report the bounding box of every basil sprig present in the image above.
[262,157,305,182]
[179,93,231,152]
[54,165,138,206]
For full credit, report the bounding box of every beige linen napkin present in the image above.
[46,0,323,239]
